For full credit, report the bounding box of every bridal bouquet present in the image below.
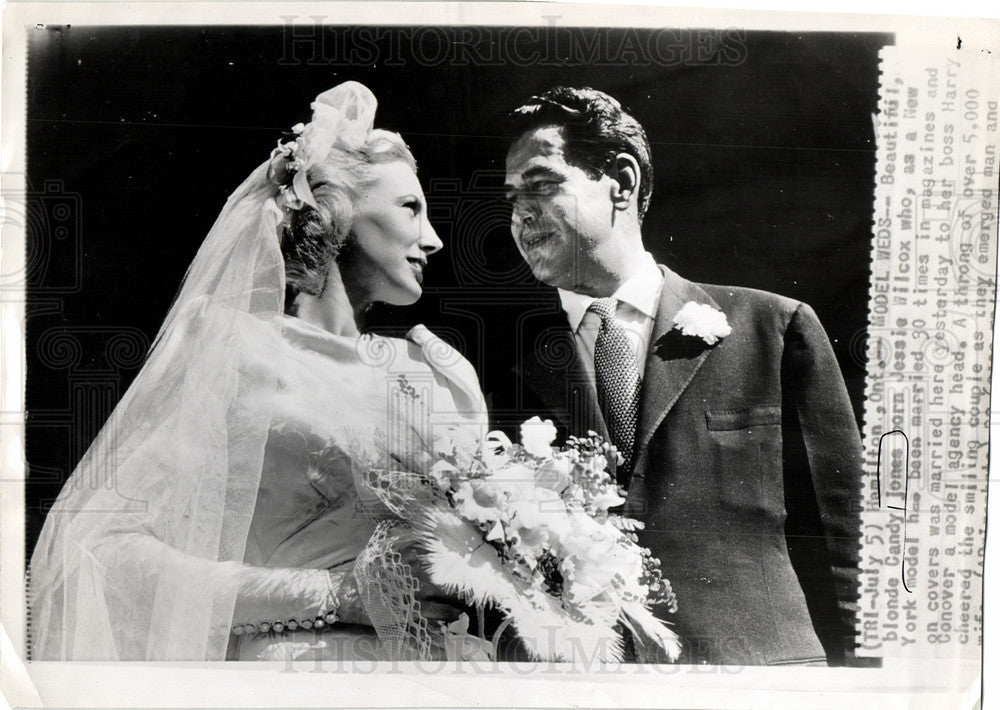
[405,417,680,663]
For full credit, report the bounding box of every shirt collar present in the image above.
[557,252,663,332]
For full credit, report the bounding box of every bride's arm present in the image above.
[95,527,452,634]
[94,529,364,631]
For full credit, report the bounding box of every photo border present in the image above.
[2,2,998,708]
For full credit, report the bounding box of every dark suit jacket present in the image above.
[488,266,863,666]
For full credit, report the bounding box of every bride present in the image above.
[28,82,487,661]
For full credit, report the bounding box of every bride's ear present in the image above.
[609,153,640,212]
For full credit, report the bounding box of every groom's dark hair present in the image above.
[506,86,654,220]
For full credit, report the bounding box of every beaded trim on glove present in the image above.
[233,570,341,636]
[232,611,339,636]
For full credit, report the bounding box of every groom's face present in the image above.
[504,125,617,293]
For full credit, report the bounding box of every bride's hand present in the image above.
[333,542,465,627]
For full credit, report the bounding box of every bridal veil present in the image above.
[28,83,381,660]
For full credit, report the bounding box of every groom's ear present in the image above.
[609,153,640,212]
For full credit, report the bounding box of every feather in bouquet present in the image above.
[412,417,680,663]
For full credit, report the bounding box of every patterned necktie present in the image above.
[589,297,642,484]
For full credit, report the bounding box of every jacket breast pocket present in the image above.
[704,405,783,513]
[705,404,781,431]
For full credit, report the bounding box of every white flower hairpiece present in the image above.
[672,302,731,345]
[268,81,377,211]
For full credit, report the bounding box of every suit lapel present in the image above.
[516,306,609,441]
[515,268,724,470]
[632,267,721,477]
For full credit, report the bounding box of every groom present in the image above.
[491,87,862,666]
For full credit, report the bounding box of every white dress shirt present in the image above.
[557,253,664,385]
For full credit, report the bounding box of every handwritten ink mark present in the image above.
[876,430,914,593]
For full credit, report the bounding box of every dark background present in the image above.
[24,26,889,553]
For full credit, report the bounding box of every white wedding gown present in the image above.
[231,316,487,661]
[29,307,487,661]
[28,82,481,660]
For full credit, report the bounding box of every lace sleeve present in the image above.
[91,530,357,637]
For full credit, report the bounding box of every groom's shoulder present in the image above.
[699,281,800,313]
[685,276,804,326]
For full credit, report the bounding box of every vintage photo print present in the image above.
[1,3,997,708]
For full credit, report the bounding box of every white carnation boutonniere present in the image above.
[672,302,732,346]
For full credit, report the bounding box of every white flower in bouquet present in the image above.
[588,487,627,513]
[561,516,644,601]
[508,488,572,552]
[426,459,461,491]
[485,460,537,493]
[404,420,680,663]
[482,430,514,469]
[535,457,573,493]
[519,416,558,457]
[433,424,483,472]
[451,479,507,527]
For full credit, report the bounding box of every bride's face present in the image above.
[342,161,443,307]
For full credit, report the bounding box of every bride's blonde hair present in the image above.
[282,129,416,299]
